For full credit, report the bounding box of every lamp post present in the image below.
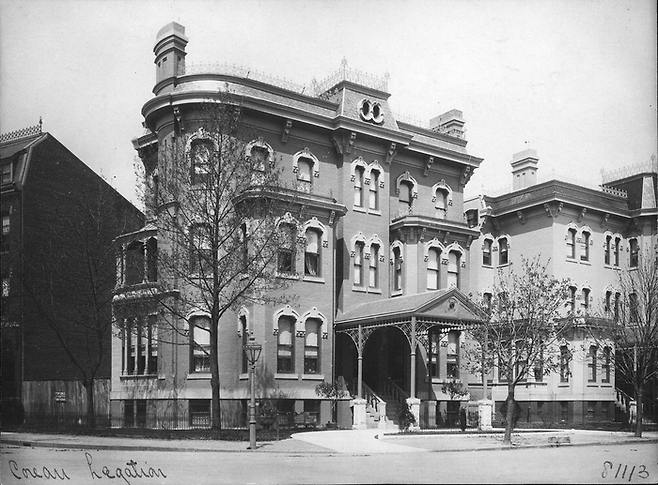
[243,336,262,450]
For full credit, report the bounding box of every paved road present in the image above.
[2,439,657,484]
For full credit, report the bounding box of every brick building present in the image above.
[1,124,143,424]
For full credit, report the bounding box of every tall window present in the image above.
[614,292,621,321]
[560,346,570,382]
[277,223,296,274]
[614,237,621,266]
[1,213,9,252]
[353,166,364,207]
[568,286,577,312]
[567,228,576,259]
[1,163,12,185]
[605,290,613,313]
[498,238,509,265]
[125,241,145,285]
[297,157,313,187]
[630,239,639,268]
[240,223,249,268]
[277,316,295,373]
[393,246,403,291]
[240,316,248,374]
[146,238,158,283]
[482,239,492,266]
[435,188,449,219]
[304,229,321,277]
[190,224,212,275]
[190,316,210,373]
[354,241,364,287]
[250,145,269,171]
[368,170,379,210]
[429,331,440,378]
[580,232,590,262]
[304,319,321,374]
[602,347,611,383]
[123,317,157,376]
[604,235,612,265]
[427,248,440,290]
[398,181,413,210]
[447,251,460,288]
[446,331,459,378]
[369,244,379,289]
[588,346,597,382]
[190,139,212,185]
[146,315,158,374]
[581,288,590,311]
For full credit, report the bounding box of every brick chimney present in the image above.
[430,109,465,138]
[511,149,539,191]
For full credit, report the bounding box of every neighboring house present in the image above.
[111,22,484,430]
[0,123,144,424]
[465,150,658,425]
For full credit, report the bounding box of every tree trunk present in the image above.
[635,386,643,438]
[210,319,222,433]
[85,380,96,429]
[504,385,515,444]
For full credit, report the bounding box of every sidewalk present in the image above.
[2,428,657,455]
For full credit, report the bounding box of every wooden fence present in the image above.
[22,379,110,418]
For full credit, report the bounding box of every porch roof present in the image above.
[335,288,484,328]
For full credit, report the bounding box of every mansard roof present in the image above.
[336,287,483,327]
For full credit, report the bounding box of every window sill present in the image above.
[367,288,382,294]
[239,373,249,380]
[587,383,598,387]
[558,383,570,387]
[120,374,158,380]
[188,373,211,380]
[498,263,510,268]
[391,290,403,297]
[352,206,366,214]
[565,258,578,264]
[482,264,494,269]
[368,209,382,217]
[579,260,591,266]
[601,383,612,387]
[302,374,325,380]
[276,272,299,280]
[352,286,367,293]
[275,373,299,380]
[303,275,325,284]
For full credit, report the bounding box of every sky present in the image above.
[1,0,656,205]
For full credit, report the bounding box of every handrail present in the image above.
[384,377,409,406]
[362,382,384,414]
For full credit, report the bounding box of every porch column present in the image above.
[353,324,367,429]
[410,316,416,398]
[357,324,363,399]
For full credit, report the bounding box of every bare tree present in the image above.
[466,257,573,444]
[22,183,138,427]
[588,249,658,437]
[142,100,298,431]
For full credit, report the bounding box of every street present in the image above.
[2,441,657,484]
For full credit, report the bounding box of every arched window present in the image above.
[614,292,621,321]
[277,223,296,274]
[369,244,379,289]
[605,290,613,313]
[354,241,365,287]
[630,238,639,267]
[588,346,597,382]
[614,237,621,266]
[580,231,590,262]
[435,188,449,219]
[427,247,441,290]
[250,145,269,172]
[581,287,591,311]
[446,331,460,378]
[190,316,211,373]
[498,238,509,266]
[304,228,321,277]
[567,228,577,259]
[602,347,611,383]
[568,286,577,311]
[604,234,612,265]
[125,241,145,285]
[277,315,295,373]
[304,318,321,374]
[146,238,158,283]
[240,315,248,374]
[393,246,403,291]
[190,224,212,275]
[447,251,460,288]
[297,157,313,187]
[482,239,492,266]
[398,181,413,209]
[368,169,380,210]
[560,345,571,382]
[353,165,364,207]
[190,139,212,185]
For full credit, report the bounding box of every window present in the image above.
[368,244,379,288]
[398,181,413,209]
[123,316,157,376]
[190,225,212,275]
[447,251,460,288]
[1,163,12,185]
[581,288,590,311]
[427,248,440,290]
[304,229,321,277]
[534,359,543,382]
[277,316,295,373]
[429,331,440,378]
[587,402,595,421]
[277,223,296,274]
[190,316,211,373]
[250,145,269,172]
[588,346,597,382]
[568,286,577,312]
[602,347,611,383]
[435,188,449,219]
[614,237,621,266]
[393,246,402,291]
[190,139,212,185]
[630,239,639,268]
[446,331,460,378]
[353,165,364,207]
[567,228,576,259]
[614,292,621,321]
[629,292,639,323]
[483,293,493,313]
[240,315,248,374]
[297,157,313,186]
[146,238,157,283]
[604,235,612,265]
[498,238,509,266]
[580,232,590,262]
[189,400,211,428]
[125,241,145,285]
[354,241,364,286]
[368,170,379,210]
[240,223,249,268]
[482,240,492,266]
[1,213,9,252]
[304,319,321,374]
[560,346,570,382]
[605,290,612,314]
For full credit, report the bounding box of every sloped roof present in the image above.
[336,288,483,327]
[0,133,46,160]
